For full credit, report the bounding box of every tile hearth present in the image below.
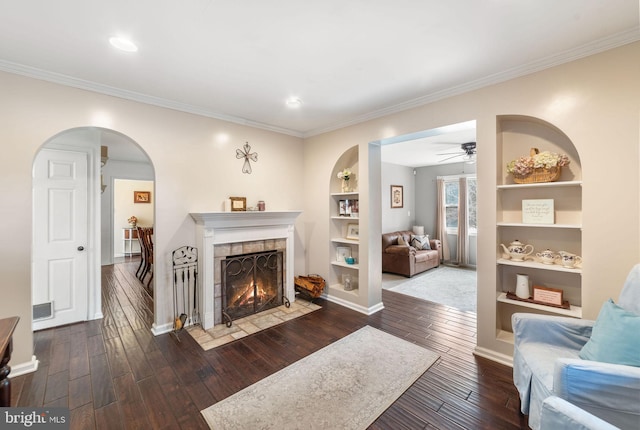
[187,299,321,351]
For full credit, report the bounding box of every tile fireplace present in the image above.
[190,211,301,330]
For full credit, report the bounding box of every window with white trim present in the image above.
[444,176,477,235]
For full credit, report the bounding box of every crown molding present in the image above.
[0,60,305,138]
[0,27,637,140]
[302,28,640,137]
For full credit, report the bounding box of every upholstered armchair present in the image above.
[512,264,640,430]
[540,397,620,430]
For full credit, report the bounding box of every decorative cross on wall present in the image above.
[236,142,258,174]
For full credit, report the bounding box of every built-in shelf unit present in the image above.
[496,115,583,344]
[329,147,359,298]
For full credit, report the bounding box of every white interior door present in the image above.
[33,148,89,330]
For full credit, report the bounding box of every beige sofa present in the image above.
[382,230,442,277]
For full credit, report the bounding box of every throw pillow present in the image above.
[397,235,408,246]
[410,234,431,250]
[578,299,640,367]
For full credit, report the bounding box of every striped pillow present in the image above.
[410,234,431,250]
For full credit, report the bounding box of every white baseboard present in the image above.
[151,321,173,336]
[8,355,39,378]
[322,294,385,315]
[473,346,513,367]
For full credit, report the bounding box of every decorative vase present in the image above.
[129,222,136,227]
[515,274,530,299]
[342,178,350,193]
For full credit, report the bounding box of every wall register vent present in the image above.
[33,301,53,320]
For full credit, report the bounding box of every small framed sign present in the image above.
[522,199,554,224]
[533,285,563,306]
[336,246,351,262]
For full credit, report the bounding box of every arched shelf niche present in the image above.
[498,115,582,185]
[495,115,583,343]
[328,145,360,299]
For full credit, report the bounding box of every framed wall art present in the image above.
[134,191,151,203]
[391,185,403,208]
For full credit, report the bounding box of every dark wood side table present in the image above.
[0,316,19,407]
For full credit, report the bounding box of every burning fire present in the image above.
[231,282,270,307]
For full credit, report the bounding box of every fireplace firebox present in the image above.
[221,250,288,327]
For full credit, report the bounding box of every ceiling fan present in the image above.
[437,142,476,163]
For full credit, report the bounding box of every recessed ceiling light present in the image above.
[286,97,302,108]
[109,36,138,52]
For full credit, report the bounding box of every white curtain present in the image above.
[436,178,450,262]
[457,177,469,266]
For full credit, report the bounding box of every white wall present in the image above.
[380,162,415,233]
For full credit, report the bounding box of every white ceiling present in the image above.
[0,1,637,140]
[380,120,477,167]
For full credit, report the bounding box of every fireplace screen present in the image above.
[221,250,286,327]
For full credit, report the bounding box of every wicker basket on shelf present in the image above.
[509,148,563,184]
[512,166,561,184]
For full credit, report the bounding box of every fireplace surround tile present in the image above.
[190,210,302,330]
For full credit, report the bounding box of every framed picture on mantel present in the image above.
[230,196,247,211]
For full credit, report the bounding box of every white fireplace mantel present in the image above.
[190,211,302,230]
[190,211,302,329]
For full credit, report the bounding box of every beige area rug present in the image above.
[200,325,439,429]
[187,299,321,351]
[384,266,477,313]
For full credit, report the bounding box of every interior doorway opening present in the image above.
[31,126,155,330]
[377,120,478,313]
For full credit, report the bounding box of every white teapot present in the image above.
[536,249,556,265]
[500,239,534,262]
[555,251,582,268]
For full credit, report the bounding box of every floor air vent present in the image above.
[33,301,53,320]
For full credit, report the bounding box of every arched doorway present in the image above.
[32,127,154,330]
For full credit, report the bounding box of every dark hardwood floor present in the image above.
[11,258,527,429]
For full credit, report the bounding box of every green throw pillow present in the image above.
[578,299,640,367]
